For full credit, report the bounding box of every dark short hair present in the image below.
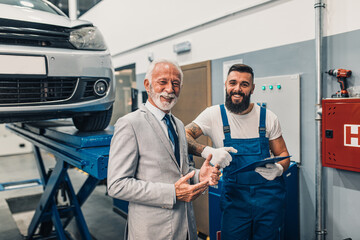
[227,64,254,80]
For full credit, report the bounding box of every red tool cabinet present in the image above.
[322,98,360,172]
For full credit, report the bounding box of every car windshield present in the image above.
[0,0,62,15]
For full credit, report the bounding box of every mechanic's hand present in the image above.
[175,171,209,202]
[255,163,284,181]
[201,146,237,169]
[199,154,221,186]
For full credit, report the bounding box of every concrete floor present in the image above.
[0,151,126,240]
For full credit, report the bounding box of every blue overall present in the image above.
[219,104,286,240]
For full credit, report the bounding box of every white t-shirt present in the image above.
[193,104,282,148]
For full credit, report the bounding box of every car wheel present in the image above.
[72,106,113,132]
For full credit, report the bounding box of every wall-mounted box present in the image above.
[322,98,360,172]
[252,74,300,163]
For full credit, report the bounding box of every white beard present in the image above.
[149,84,178,111]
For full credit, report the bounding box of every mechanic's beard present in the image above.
[149,85,178,111]
[225,91,251,114]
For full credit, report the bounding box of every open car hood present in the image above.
[0,3,91,28]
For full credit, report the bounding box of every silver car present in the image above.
[0,0,115,131]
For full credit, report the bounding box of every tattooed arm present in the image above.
[186,122,236,168]
[185,122,207,157]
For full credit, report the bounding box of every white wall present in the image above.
[83,0,273,53]
[324,0,360,36]
[82,0,360,74]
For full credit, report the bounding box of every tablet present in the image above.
[229,155,291,175]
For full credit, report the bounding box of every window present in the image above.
[110,64,137,125]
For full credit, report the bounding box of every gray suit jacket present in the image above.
[107,104,199,240]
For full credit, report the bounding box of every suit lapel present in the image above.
[140,105,180,170]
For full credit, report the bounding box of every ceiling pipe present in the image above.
[314,1,326,240]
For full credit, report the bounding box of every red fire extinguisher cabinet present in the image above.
[322,98,360,172]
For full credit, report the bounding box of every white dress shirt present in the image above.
[145,101,178,151]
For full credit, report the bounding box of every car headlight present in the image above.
[69,26,107,50]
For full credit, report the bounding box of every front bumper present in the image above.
[0,45,116,122]
[0,99,114,123]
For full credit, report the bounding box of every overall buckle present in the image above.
[223,126,230,133]
[258,127,266,132]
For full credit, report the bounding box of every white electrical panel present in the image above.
[251,74,300,163]
[0,124,33,156]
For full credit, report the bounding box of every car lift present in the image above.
[6,121,113,240]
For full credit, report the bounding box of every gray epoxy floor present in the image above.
[0,151,126,240]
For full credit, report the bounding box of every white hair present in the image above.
[145,59,183,85]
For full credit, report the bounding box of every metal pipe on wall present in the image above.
[68,0,78,20]
[314,1,326,239]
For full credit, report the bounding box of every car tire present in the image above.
[72,106,113,132]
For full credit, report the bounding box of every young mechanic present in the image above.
[185,64,290,240]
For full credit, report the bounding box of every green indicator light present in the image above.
[277,85,281,89]
[269,85,273,90]
[262,86,266,90]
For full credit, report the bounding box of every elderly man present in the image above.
[107,59,220,240]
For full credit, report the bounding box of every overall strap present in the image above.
[220,104,231,140]
[259,106,266,138]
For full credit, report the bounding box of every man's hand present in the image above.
[199,154,221,185]
[255,163,284,181]
[175,171,209,202]
[201,146,237,168]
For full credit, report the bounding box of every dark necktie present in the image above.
[163,114,180,166]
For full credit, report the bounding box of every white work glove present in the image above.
[201,146,238,169]
[255,163,284,181]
